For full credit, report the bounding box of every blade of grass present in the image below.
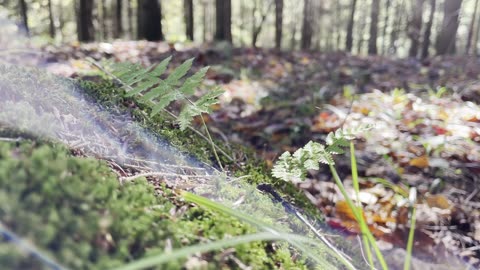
[115,231,316,270]
[329,164,388,270]
[350,142,375,269]
[404,188,417,270]
[180,190,356,270]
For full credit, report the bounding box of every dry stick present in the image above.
[120,172,213,182]
[87,58,238,168]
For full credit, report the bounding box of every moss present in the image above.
[0,141,305,269]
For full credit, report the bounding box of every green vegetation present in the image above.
[272,127,418,270]
[0,140,306,269]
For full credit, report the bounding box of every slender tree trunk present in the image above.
[47,0,56,38]
[408,0,424,58]
[389,0,405,54]
[421,0,436,58]
[435,0,463,55]
[100,0,109,40]
[19,0,29,36]
[202,0,207,42]
[475,3,480,55]
[215,0,232,42]
[301,0,313,50]
[466,0,479,54]
[381,0,391,55]
[113,0,123,38]
[127,0,133,38]
[77,0,94,42]
[334,0,342,50]
[184,0,194,41]
[252,0,273,48]
[368,0,380,54]
[275,0,283,49]
[357,3,368,54]
[346,0,357,52]
[137,0,164,41]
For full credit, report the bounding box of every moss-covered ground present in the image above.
[0,65,329,269]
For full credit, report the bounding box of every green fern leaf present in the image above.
[124,77,158,97]
[150,91,183,116]
[179,67,209,95]
[151,56,172,77]
[165,58,194,85]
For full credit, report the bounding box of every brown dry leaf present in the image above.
[425,194,452,210]
[409,155,429,168]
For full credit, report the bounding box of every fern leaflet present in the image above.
[272,125,372,183]
[107,57,224,131]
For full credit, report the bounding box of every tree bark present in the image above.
[77,0,94,42]
[466,0,479,54]
[127,0,133,38]
[435,0,463,55]
[381,0,391,55]
[137,0,164,41]
[275,0,283,49]
[252,0,273,48]
[300,0,313,50]
[389,0,405,54]
[368,0,380,55]
[215,0,232,42]
[19,0,29,36]
[184,0,194,41]
[101,0,108,40]
[408,0,424,58]
[114,0,123,39]
[421,0,436,59]
[47,0,55,38]
[346,0,357,52]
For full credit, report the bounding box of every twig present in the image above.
[120,172,213,182]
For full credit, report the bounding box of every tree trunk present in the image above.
[435,0,463,55]
[368,0,380,55]
[47,0,55,38]
[202,0,207,42]
[421,0,436,59]
[301,0,313,50]
[389,0,405,54]
[475,3,480,55]
[137,0,164,41]
[127,0,133,38]
[184,0,194,41]
[77,0,94,42]
[19,0,29,36]
[114,0,123,39]
[346,0,357,52]
[252,1,273,48]
[275,0,283,49]
[466,0,479,54]
[408,0,424,58]
[381,0,391,55]
[215,0,232,42]
[101,0,108,40]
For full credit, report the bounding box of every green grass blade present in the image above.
[180,191,356,270]
[115,232,294,270]
[329,164,388,270]
[404,190,417,270]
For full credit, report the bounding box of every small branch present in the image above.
[120,171,213,182]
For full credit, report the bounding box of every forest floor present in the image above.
[8,41,480,268]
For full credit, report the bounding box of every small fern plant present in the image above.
[95,56,228,169]
[272,125,392,270]
[272,126,368,182]
[106,57,224,131]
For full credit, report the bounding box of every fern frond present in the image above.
[178,88,224,130]
[108,56,223,130]
[272,125,372,183]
